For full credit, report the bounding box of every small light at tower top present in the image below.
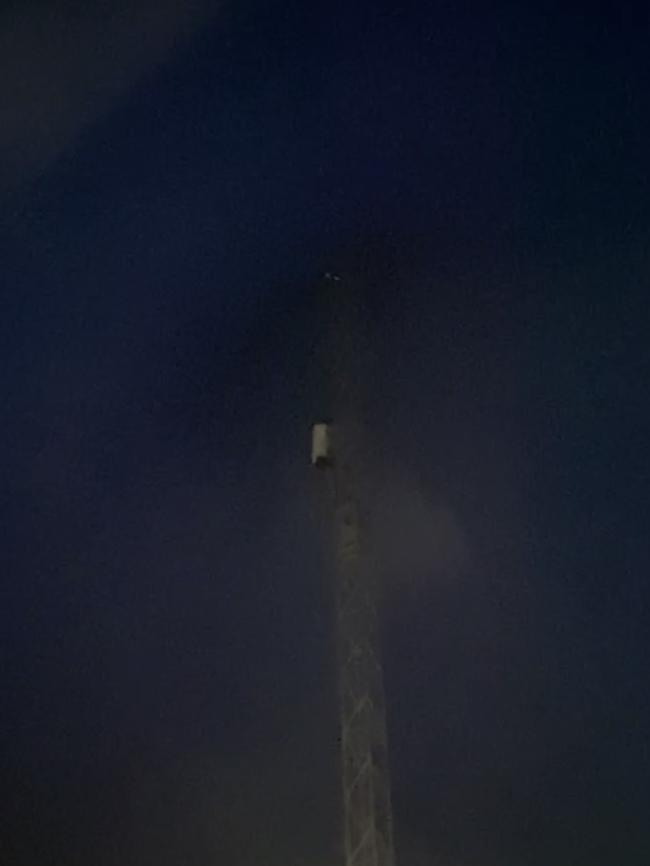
[311,422,332,468]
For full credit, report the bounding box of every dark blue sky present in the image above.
[2,3,649,864]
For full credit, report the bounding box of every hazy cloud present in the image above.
[0,0,217,188]
[367,462,470,597]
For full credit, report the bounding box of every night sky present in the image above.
[2,2,649,864]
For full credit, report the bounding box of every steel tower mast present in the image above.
[312,272,396,866]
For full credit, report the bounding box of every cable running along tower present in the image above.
[311,272,396,866]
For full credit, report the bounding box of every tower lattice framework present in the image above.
[318,271,396,866]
